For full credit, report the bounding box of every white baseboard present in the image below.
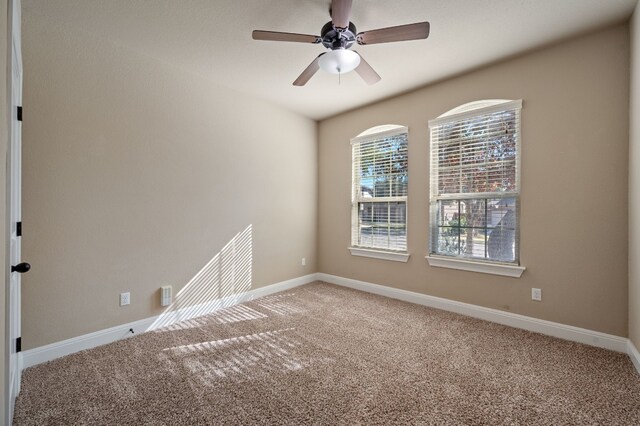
[628,340,640,375]
[22,273,319,368]
[23,272,640,376]
[21,316,157,369]
[317,273,629,354]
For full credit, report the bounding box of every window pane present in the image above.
[460,228,487,258]
[388,225,407,250]
[359,177,374,198]
[487,198,517,262]
[391,173,408,197]
[438,200,459,226]
[373,176,390,197]
[359,203,374,247]
[432,197,517,263]
[360,203,374,224]
[460,199,486,228]
[372,226,389,249]
[358,201,406,251]
[437,226,461,255]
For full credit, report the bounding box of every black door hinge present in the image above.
[17,106,22,122]
[16,221,21,237]
[16,337,21,353]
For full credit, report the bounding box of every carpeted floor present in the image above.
[14,282,640,425]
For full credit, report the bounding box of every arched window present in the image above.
[349,125,409,261]
[428,100,522,267]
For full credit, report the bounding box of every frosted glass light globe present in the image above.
[318,49,361,74]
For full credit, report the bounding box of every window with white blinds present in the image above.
[429,100,522,264]
[351,126,408,253]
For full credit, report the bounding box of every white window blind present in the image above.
[351,126,408,252]
[429,100,522,264]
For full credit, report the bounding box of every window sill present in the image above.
[349,247,410,263]
[425,256,525,277]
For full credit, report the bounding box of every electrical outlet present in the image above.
[120,292,130,306]
[531,288,542,301]
[301,257,306,266]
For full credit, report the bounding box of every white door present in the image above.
[8,0,24,423]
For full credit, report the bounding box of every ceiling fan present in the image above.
[252,0,430,86]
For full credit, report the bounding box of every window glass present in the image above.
[352,127,408,252]
[429,100,521,264]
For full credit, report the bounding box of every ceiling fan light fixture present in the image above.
[318,49,360,74]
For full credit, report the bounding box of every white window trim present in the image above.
[428,99,524,269]
[429,99,523,127]
[350,247,410,262]
[425,255,525,277]
[353,124,407,139]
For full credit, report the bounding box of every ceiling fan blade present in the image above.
[293,54,324,86]
[357,21,430,45]
[331,0,353,29]
[252,30,321,44]
[354,53,381,85]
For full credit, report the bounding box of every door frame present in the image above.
[5,0,21,423]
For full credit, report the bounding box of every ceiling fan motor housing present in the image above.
[321,21,357,50]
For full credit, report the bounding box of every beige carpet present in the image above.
[14,282,640,425]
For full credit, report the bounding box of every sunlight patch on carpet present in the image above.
[254,293,306,315]
[161,329,307,382]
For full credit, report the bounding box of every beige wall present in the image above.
[630,4,640,349]
[20,11,317,349]
[319,25,630,337]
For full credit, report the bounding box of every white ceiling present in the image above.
[22,0,638,120]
